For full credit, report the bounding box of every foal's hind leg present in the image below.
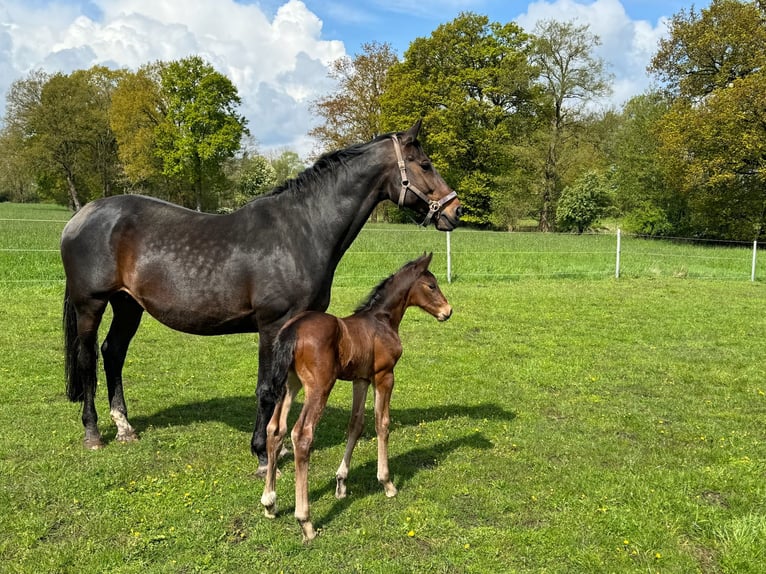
[261,374,300,518]
[335,380,369,499]
[101,292,143,443]
[292,380,333,542]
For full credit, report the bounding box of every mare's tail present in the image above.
[63,287,88,402]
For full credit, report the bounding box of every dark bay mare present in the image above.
[60,120,461,473]
[260,253,452,541]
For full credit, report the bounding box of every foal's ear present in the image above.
[417,251,433,270]
[402,119,422,145]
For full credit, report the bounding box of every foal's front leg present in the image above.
[374,371,397,498]
[335,379,369,498]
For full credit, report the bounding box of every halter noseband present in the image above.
[391,135,457,227]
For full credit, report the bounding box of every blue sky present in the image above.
[0,0,704,154]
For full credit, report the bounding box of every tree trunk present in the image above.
[66,172,82,212]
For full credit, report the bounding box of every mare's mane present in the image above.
[262,132,395,201]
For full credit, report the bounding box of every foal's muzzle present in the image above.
[437,306,453,322]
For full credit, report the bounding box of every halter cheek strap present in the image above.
[391,135,457,227]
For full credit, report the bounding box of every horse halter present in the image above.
[391,135,457,227]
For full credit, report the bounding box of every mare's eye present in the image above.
[420,161,432,171]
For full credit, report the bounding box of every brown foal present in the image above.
[260,253,452,541]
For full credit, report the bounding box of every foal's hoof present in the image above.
[116,431,139,443]
[261,492,277,518]
[335,478,347,499]
[299,520,317,543]
[254,465,282,480]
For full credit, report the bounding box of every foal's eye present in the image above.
[420,161,432,171]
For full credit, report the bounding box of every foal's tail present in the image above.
[266,320,299,399]
[63,287,87,402]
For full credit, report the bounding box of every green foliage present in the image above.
[310,41,399,154]
[529,20,612,231]
[622,203,674,236]
[0,67,125,210]
[381,13,537,226]
[268,150,306,186]
[156,56,248,211]
[555,171,612,233]
[650,0,766,240]
[237,155,275,201]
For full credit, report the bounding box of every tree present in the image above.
[381,13,538,226]
[310,41,398,154]
[156,56,248,211]
[1,67,123,210]
[555,170,612,233]
[268,150,305,185]
[530,20,612,231]
[110,63,166,192]
[649,0,766,239]
[0,70,48,202]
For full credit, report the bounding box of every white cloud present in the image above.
[516,0,669,108]
[0,0,345,155]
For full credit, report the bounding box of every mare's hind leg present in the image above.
[335,380,370,498]
[76,299,108,449]
[101,292,143,443]
[251,326,282,476]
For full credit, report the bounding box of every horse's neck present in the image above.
[370,291,411,332]
[263,148,388,261]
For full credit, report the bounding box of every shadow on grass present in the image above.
[127,396,516,451]
[308,432,495,532]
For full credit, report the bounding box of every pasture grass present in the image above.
[1,202,765,572]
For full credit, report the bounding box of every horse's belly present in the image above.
[126,289,257,335]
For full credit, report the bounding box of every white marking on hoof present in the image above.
[300,520,317,542]
[335,477,347,499]
[261,492,277,518]
[382,482,398,498]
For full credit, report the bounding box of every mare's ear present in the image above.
[402,119,423,145]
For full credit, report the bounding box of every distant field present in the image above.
[1,201,765,573]
[1,202,763,285]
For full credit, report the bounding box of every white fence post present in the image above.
[752,240,758,282]
[615,228,621,279]
[446,231,452,284]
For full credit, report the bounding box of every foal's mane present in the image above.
[354,258,422,314]
[266,132,394,199]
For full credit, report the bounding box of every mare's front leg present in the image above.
[335,380,369,498]
[260,374,299,518]
[374,370,397,498]
[101,292,143,443]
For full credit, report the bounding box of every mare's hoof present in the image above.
[83,437,104,450]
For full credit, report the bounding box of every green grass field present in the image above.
[1,202,765,573]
